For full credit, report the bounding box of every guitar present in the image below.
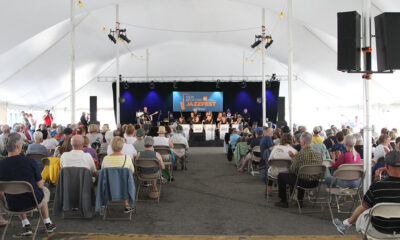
[141,111,159,121]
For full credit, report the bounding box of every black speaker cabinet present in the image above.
[337,11,361,72]
[375,12,400,71]
[278,97,285,122]
[89,96,98,124]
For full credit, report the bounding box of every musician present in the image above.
[194,109,202,122]
[216,112,223,126]
[231,113,238,124]
[202,115,214,124]
[189,112,196,124]
[178,116,186,124]
[169,113,175,124]
[194,116,201,124]
[140,107,158,124]
[236,115,243,125]
[242,108,250,123]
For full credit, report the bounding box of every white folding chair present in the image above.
[248,146,262,176]
[363,203,400,240]
[154,145,173,181]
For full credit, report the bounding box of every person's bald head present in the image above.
[71,135,84,150]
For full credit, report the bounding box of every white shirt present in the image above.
[42,138,59,150]
[269,145,298,160]
[374,144,389,162]
[124,136,137,145]
[153,136,170,147]
[60,150,96,173]
[107,143,137,160]
[170,133,189,150]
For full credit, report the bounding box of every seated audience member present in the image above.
[58,127,73,147]
[133,129,146,153]
[334,151,400,237]
[331,132,346,160]
[0,133,56,236]
[389,131,397,150]
[87,124,102,145]
[148,126,159,137]
[353,133,364,159]
[229,128,240,151]
[107,133,137,160]
[14,124,29,144]
[238,128,263,173]
[124,124,137,144]
[272,128,282,145]
[135,137,165,199]
[325,135,362,188]
[371,157,385,182]
[312,126,324,144]
[26,131,48,156]
[101,136,135,213]
[153,126,173,148]
[275,132,322,208]
[396,137,400,151]
[60,135,97,177]
[170,125,189,170]
[41,129,58,150]
[266,133,298,195]
[374,134,392,163]
[49,123,57,137]
[82,136,98,167]
[54,136,72,157]
[0,124,11,154]
[323,129,337,150]
[99,131,113,155]
[54,126,64,142]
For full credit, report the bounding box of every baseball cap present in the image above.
[313,126,321,134]
[326,129,333,135]
[63,127,73,135]
[385,150,400,167]
[136,129,145,137]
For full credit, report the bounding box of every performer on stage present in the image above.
[216,112,223,126]
[169,113,175,124]
[194,116,201,124]
[242,108,250,124]
[140,107,158,124]
[194,109,202,122]
[178,116,186,124]
[202,115,214,124]
[189,112,196,124]
[231,113,238,124]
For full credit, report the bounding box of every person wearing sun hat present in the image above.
[153,126,173,148]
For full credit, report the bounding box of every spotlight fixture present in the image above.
[149,81,155,90]
[251,35,262,48]
[270,73,276,81]
[108,31,116,44]
[123,81,129,90]
[265,36,273,49]
[118,29,131,43]
[241,80,247,89]
[173,81,178,89]
[216,79,221,89]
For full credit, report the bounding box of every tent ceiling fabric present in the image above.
[1,0,400,110]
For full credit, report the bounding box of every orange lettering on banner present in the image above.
[187,102,193,106]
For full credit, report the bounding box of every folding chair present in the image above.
[0,181,48,240]
[290,164,326,214]
[97,153,107,167]
[266,159,292,203]
[154,145,173,181]
[135,157,162,204]
[26,153,47,171]
[173,143,187,171]
[363,203,400,240]
[96,168,135,221]
[326,164,364,221]
[234,142,248,169]
[248,146,262,176]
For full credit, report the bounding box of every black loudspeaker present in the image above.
[375,13,400,71]
[337,11,361,72]
[89,96,98,124]
[278,97,285,122]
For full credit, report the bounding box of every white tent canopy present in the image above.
[1,0,400,129]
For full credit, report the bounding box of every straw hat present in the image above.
[158,126,166,134]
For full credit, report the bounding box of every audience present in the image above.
[153,126,173,148]
[26,131,48,156]
[312,126,324,144]
[237,128,263,173]
[229,128,240,151]
[124,124,137,144]
[170,125,189,170]
[353,133,364,159]
[107,131,136,160]
[82,135,99,167]
[133,129,146,152]
[41,129,59,150]
[374,134,391,163]
[87,124,103,145]
[0,133,56,236]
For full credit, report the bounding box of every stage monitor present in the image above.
[173,91,223,112]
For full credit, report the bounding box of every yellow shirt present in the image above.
[101,154,135,173]
[312,136,324,144]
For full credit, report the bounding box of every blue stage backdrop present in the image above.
[172,92,223,112]
[112,81,280,125]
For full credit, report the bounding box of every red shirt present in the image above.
[43,115,53,126]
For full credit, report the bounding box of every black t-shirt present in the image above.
[363,176,400,233]
[354,145,364,159]
[250,137,262,157]
[0,155,44,211]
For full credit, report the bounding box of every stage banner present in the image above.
[231,124,239,130]
[181,124,191,140]
[173,91,223,112]
[192,124,203,133]
[219,124,229,140]
[204,124,216,141]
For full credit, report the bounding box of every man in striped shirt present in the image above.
[334,150,400,237]
[275,132,323,208]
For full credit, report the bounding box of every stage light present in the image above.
[216,79,221,89]
[149,81,155,90]
[77,1,83,8]
[108,33,116,44]
[241,80,247,89]
[119,33,131,43]
[102,27,107,33]
[280,12,284,19]
[173,81,178,89]
[123,81,129,90]
[265,39,273,49]
[251,39,262,48]
[271,73,276,81]
[267,36,272,44]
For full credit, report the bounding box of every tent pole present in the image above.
[116,4,120,124]
[287,0,293,133]
[146,48,149,82]
[70,0,76,124]
[362,0,372,194]
[261,8,266,126]
[242,51,245,79]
